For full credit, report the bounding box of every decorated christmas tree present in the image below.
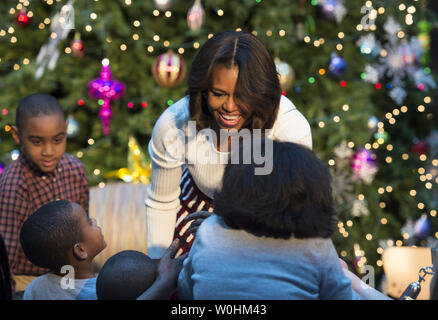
[1,0,437,284]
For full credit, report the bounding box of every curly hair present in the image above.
[187,30,281,131]
[214,140,338,239]
[20,200,84,271]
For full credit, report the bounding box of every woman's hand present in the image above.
[156,238,187,284]
[339,258,392,300]
[184,210,214,235]
[339,258,363,293]
[137,239,187,300]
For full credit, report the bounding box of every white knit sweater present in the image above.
[145,95,312,258]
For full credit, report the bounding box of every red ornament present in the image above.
[16,10,31,27]
[411,140,429,156]
[71,32,84,58]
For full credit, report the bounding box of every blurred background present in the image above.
[0,0,438,297]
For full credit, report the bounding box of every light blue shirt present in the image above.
[23,273,97,300]
[178,215,359,300]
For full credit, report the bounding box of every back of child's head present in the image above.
[214,139,338,239]
[20,200,83,271]
[96,250,157,300]
[16,93,65,130]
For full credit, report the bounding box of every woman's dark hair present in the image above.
[214,140,338,239]
[0,234,12,300]
[19,200,84,271]
[187,30,281,131]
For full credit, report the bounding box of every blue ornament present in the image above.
[414,216,431,240]
[329,54,347,78]
[0,162,4,175]
[67,116,80,138]
[11,149,20,161]
[368,116,379,133]
[322,0,338,20]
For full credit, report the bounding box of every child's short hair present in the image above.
[16,93,65,130]
[19,200,83,271]
[96,250,157,300]
[214,140,338,239]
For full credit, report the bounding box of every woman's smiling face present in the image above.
[207,64,250,131]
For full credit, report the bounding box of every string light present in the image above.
[0,1,433,275]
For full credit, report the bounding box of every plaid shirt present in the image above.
[0,152,89,276]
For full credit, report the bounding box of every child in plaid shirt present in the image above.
[0,93,89,294]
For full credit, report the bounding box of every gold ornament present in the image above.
[275,57,295,91]
[152,50,186,88]
[105,136,151,184]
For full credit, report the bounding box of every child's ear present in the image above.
[73,243,88,261]
[11,126,21,144]
[64,119,69,131]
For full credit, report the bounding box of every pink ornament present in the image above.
[88,59,125,135]
[350,148,378,184]
[187,0,205,31]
